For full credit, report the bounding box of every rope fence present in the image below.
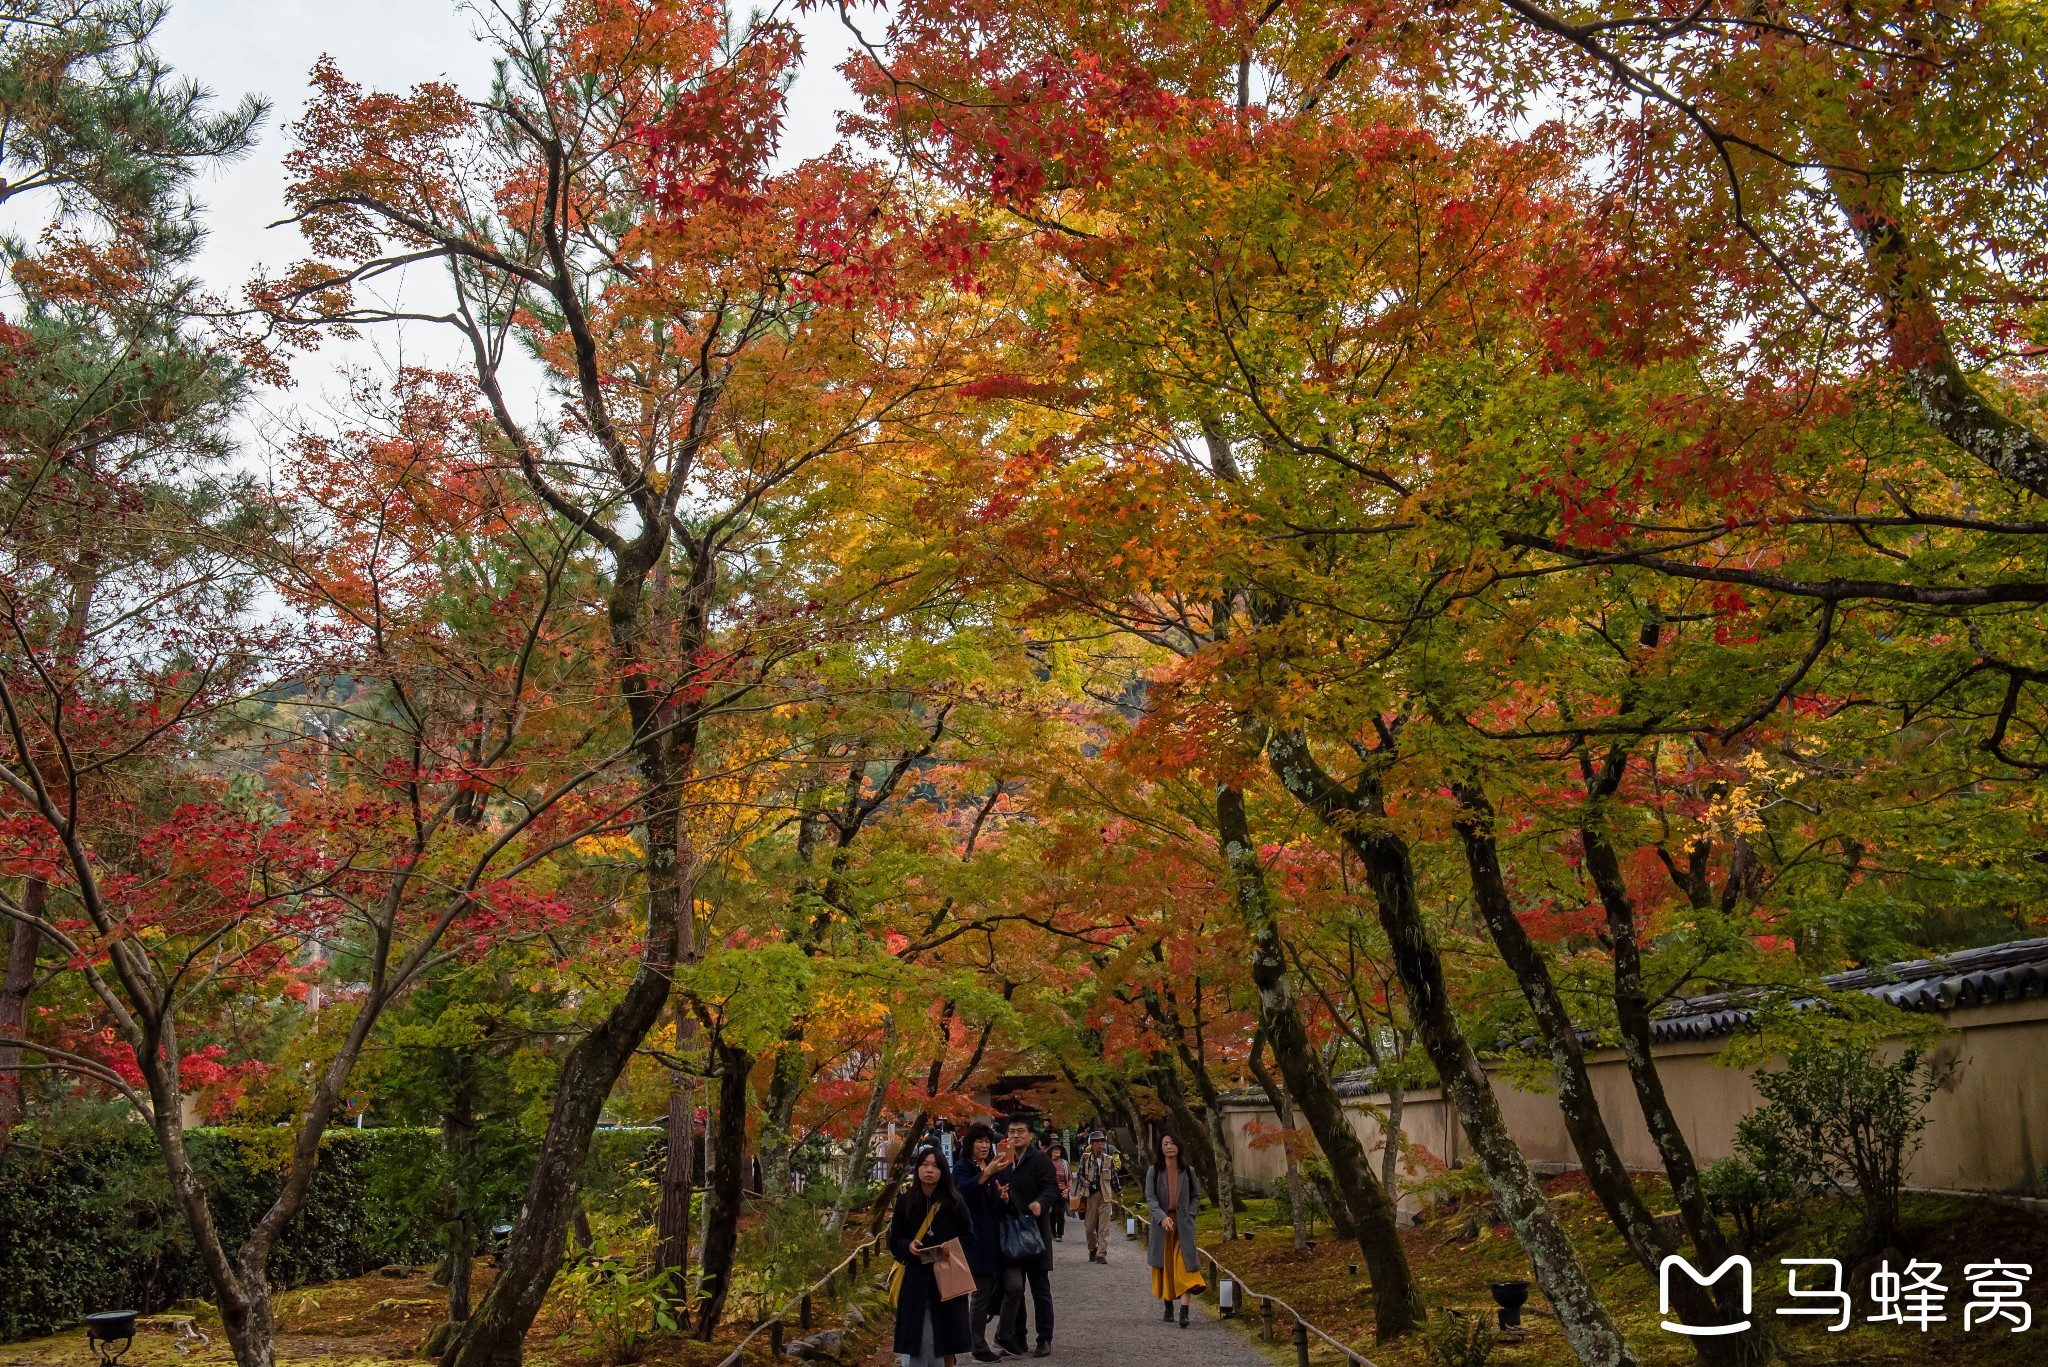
[713,1232,885,1367]
[1115,1195,1378,1367]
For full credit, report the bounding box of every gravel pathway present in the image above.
[1011,1226,1270,1367]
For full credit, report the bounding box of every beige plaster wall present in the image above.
[1221,996,2048,1205]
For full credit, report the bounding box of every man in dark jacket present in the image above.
[994,1114,1058,1356]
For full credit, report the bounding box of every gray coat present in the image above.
[1144,1163,1202,1274]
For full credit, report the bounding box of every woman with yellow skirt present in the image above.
[1145,1130,1207,1328]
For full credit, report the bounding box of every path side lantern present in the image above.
[84,1311,137,1367]
[1489,1280,1531,1330]
[1125,1215,1136,1237]
[1217,1278,1238,1318]
[488,1223,515,1267]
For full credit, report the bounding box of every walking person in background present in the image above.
[994,1114,1058,1357]
[1076,1131,1116,1264]
[889,1147,976,1367]
[951,1124,1007,1363]
[1145,1130,1206,1328]
[1049,1138,1070,1242]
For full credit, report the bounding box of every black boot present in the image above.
[1162,1301,1174,1323]
[1178,1303,1190,1329]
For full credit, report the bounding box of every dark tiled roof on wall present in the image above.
[1218,937,2048,1103]
[1652,936,2048,1042]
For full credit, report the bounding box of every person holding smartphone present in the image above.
[951,1123,1008,1362]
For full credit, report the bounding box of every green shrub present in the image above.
[1408,1159,1495,1215]
[0,1125,440,1341]
[732,1194,845,1324]
[1734,1037,1948,1253]
[581,1128,663,1222]
[1700,1156,1795,1249]
[552,1237,678,1366]
[0,1125,661,1341]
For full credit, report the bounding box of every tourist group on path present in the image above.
[887,1120,1208,1367]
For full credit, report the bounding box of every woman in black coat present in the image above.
[951,1124,1006,1362]
[890,1146,977,1366]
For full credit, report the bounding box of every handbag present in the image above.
[888,1202,940,1308]
[932,1238,976,1302]
[998,1212,1046,1263]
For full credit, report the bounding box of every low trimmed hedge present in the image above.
[0,1125,661,1342]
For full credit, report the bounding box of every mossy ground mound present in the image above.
[1188,1179,2048,1367]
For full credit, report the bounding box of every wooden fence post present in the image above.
[801,1294,812,1331]
[1293,1318,1310,1367]
[1261,1297,1276,1343]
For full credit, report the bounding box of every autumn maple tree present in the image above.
[7,4,2048,1367]
[264,0,1007,1350]
[4,328,641,1367]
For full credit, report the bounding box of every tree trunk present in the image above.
[866,1110,931,1235]
[1356,1024,1408,1216]
[1268,732,1639,1367]
[692,1038,750,1339]
[1824,166,2048,498]
[1172,982,1240,1238]
[656,834,701,1301]
[1110,1085,1147,1164]
[696,1076,717,1271]
[417,1109,493,1360]
[1580,804,1755,1357]
[1216,781,1423,1340]
[1459,783,1745,1361]
[1453,785,1668,1264]
[827,1033,894,1234]
[1596,829,1725,1262]
[1205,1106,1239,1242]
[1148,1059,1221,1201]
[757,1040,807,1198]
[444,1086,478,1324]
[441,780,685,1367]
[1379,1083,1404,1210]
[654,1058,697,1295]
[217,1266,280,1367]
[0,880,41,1157]
[1246,1039,1309,1251]
[145,1063,277,1367]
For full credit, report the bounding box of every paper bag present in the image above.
[932,1238,976,1302]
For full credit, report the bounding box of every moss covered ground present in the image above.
[1187,1178,2048,1367]
[1,1256,890,1367]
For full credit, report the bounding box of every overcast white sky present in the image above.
[148,0,861,421]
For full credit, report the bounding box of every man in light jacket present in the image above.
[1076,1132,1117,1264]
